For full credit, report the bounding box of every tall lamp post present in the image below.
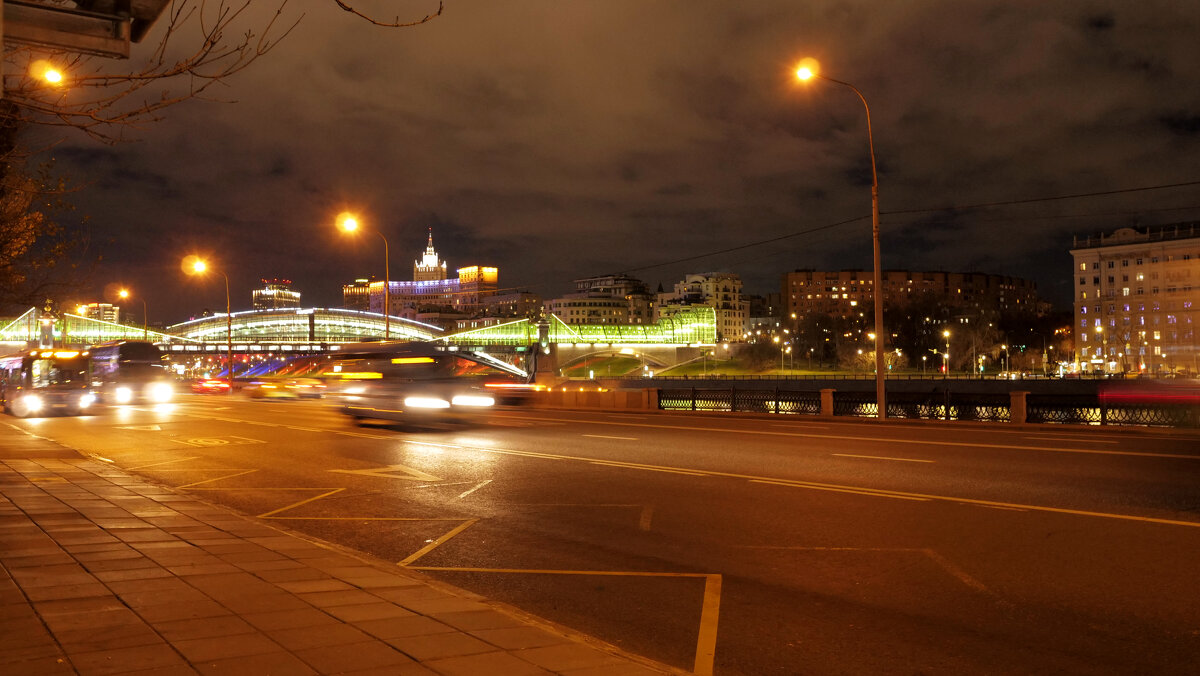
[796,58,886,418]
[184,257,234,393]
[117,288,148,339]
[337,212,391,340]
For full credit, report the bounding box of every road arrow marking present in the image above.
[329,464,443,482]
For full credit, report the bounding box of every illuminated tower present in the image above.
[414,227,448,281]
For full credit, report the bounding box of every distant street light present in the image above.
[943,329,951,378]
[337,211,390,339]
[118,288,148,339]
[184,255,233,393]
[796,57,886,418]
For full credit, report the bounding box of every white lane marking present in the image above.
[1022,435,1118,444]
[583,434,638,441]
[457,480,493,499]
[751,479,931,501]
[639,505,654,531]
[329,464,443,482]
[832,453,935,464]
[492,414,1200,460]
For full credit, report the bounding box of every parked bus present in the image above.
[89,340,175,404]
[0,348,97,418]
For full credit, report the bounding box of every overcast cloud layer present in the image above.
[36,0,1200,323]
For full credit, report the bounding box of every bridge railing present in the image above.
[652,388,1197,428]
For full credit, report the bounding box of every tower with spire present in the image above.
[413,227,448,281]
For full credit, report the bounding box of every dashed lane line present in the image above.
[831,453,935,463]
[467,445,1200,528]
[491,413,1200,460]
[457,480,492,499]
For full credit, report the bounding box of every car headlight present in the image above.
[22,395,43,412]
[147,383,174,403]
[403,396,451,409]
[78,394,96,409]
[451,394,495,407]
[114,386,133,404]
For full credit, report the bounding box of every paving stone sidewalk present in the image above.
[0,431,681,676]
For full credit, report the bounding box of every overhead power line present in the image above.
[620,215,869,275]
[620,179,1200,276]
[881,180,1200,216]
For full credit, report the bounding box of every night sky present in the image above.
[30,1,1200,325]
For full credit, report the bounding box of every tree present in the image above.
[0,1,441,310]
[0,155,90,308]
[2,0,443,142]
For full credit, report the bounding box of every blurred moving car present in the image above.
[329,342,528,427]
[191,378,231,394]
[244,378,325,400]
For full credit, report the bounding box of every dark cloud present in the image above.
[28,1,1200,322]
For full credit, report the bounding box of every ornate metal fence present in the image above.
[658,388,1194,427]
[658,388,820,415]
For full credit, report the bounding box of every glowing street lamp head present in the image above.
[337,212,359,233]
[182,255,209,275]
[795,57,820,82]
[118,289,130,299]
[31,60,64,86]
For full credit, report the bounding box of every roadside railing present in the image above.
[657,388,1197,428]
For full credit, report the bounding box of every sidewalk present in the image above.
[0,425,682,676]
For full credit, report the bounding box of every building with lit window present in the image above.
[414,228,448,281]
[1070,224,1199,374]
[252,279,301,310]
[656,272,748,342]
[341,230,499,324]
[545,275,654,325]
[76,302,120,323]
[782,270,1040,320]
[342,278,374,311]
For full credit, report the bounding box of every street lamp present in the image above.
[117,288,148,339]
[337,211,390,339]
[184,256,234,393]
[31,60,64,86]
[797,58,886,418]
[1001,343,1008,374]
[1096,326,1107,375]
[942,329,951,378]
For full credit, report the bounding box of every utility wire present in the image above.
[880,180,1200,216]
[620,214,869,275]
[619,179,1200,276]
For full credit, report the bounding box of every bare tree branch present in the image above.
[2,0,439,143]
[333,0,443,28]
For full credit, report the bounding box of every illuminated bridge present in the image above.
[1,306,717,370]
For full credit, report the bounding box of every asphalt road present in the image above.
[10,396,1200,674]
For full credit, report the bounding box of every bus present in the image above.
[329,342,528,425]
[89,340,175,404]
[0,348,97,418]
